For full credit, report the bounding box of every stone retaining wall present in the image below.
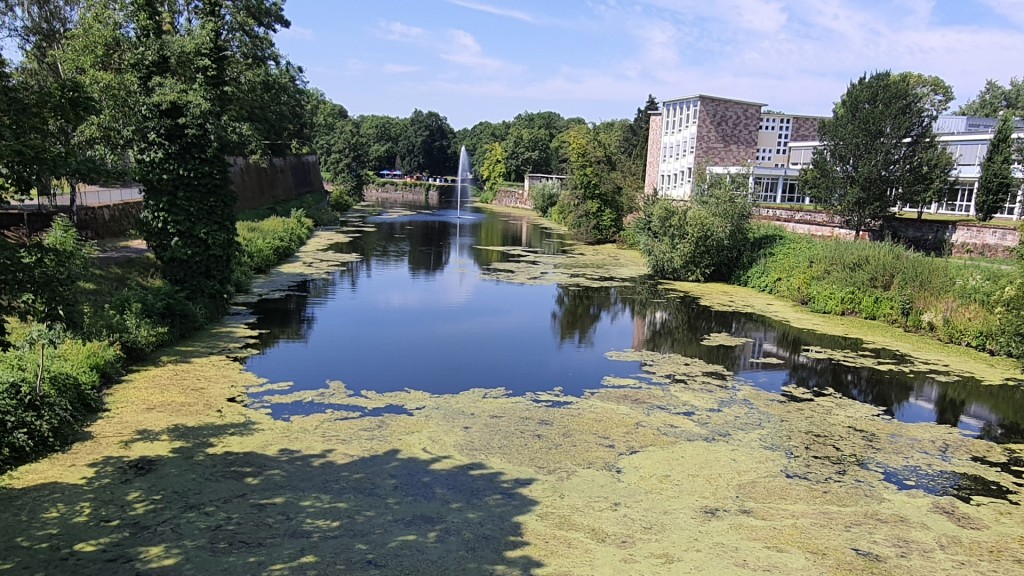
[363,183,441,203]
[231,155,324,211]
[755,207,1021,257]
[77,199,144,239]
[492,187,532,210]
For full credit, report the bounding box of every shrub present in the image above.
[474,186,496,204]
[529,181,561,217]
[0,337,123,471]
[233,209,314,290]
[635,176,752,281]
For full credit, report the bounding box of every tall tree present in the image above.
[896,72,954,117]
[975,113,1018,221]
[552,124,623,243]
[958,78,1024,118]
[478,142,508,191]
[358,114,406,171]
[801,71,938,237]
[399,109,456,175]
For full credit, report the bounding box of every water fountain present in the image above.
[456,145,472,218]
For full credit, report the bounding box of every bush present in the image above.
[233,209,314,290]
[634,176,752,281]
[551,187,622,244]
[529,181,560,217]
[0,216,94,345]
[475,186,496,204]
[0,337,123,471]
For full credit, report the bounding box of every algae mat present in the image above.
[1,230,1022,575]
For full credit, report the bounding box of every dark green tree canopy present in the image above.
[975,112,1018,222]
[400,109,456,175]
[802,70,944,235]
[958,78,1024,118]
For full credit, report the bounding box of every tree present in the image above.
[478,142,508,191]
[551,124,623,243]
[359,114,406,171]
[958,78,1024,118]
[897,141,956,219]
[801,71,939,237]
[458,120,510,169]
[503,125,552,181]
[975,113,1018,221]
[628,94,659,162]
[896,72,954,117]
[399,109,456,175]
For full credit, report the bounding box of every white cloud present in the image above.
[977,0,1024,28]
[377,21,428,41]
[446,0,535,22]
[440,30,516,73]
[382,63,421,74]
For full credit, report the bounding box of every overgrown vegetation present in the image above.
[630,175,752,281]
[529,181,561,218]
[233,210,314,289]
[0,208,313,472]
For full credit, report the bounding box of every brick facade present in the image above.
[693,97,761,169]
[644,112,663,194]
[791,116,822,142]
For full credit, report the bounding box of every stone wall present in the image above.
[77,199,144,239]
[791,116,822,142]
[755,207,1022,257]
[363,183,442,204]
[644,112,663,194]
[231,155,324,211]
[694,97,761,169]
[492,187,532,209]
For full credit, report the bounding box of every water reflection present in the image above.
[244,202,1024,443]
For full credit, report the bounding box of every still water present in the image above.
[243,202,1024,444]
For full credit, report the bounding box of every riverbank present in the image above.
[1,203,1022,575]
[0,210,315,472]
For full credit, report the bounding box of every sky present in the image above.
[274,0,1024,129]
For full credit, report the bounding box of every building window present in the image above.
[752,177,776,203]
[997,187,1020,217]
[938,183,975,214]
[780,180,803,204]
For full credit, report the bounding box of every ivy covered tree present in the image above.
[801,71,943,237]
[975,113,1018,222]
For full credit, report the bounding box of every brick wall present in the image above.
[791,117,823,142]
[693,98,761,169]
[644,113,663,194]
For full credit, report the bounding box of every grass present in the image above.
[737,223,1023,359]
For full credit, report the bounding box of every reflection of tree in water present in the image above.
[550,282,1024,440]
[472,211,565,268]
[0,423,542,575]
[248,276,334,353]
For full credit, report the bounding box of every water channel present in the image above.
[243,201,1024,446]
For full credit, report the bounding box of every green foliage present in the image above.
[400,109,457,175]
[358,114,406,171]
[737,226,1021,357]
[992,274,1024,359]
[803,71,943,235]
[529,181,561,217]
[479,142,509,192]
[474,187,496,204]
[0,216,94,345]
[550,124,625,243]
[233,209,314,290]
[0,337,123,472]
[632,176,752,281]
[975,113,1017,222]
[957,77,1024,118]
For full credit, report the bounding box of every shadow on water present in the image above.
[0,422,542,575]
[243,203,1024,444]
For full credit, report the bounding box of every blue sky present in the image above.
[275,0,1024,128]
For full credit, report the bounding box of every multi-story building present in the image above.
[644,94,826,199]
[644,97,1024,220]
